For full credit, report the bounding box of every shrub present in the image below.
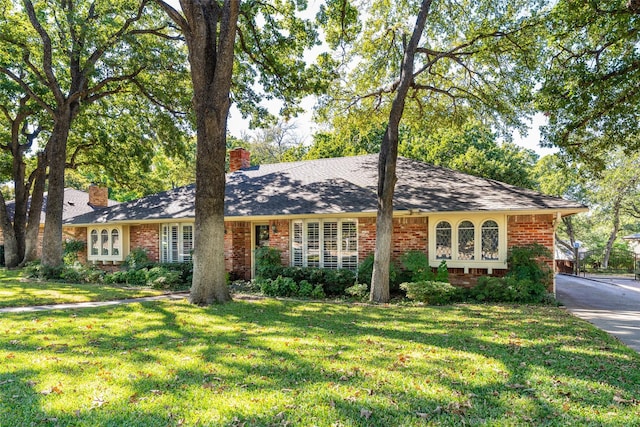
[63,239,85,264]
[311,284,326,299]
[258,276,298,297]
[435,260,449,282]
[357,254,399,290]
[146,266,182,289]
[345,283,369,300]
[400,251,433,281]
[125,269,148,286]
[104,270,128,284]
[469,276,547,303]
[123,248,151,270]
[298,280,314,297]
[254,246,283,279]
[401,281,459,305]
[508,244,552,284]
[60,266,84,283]
[321,268,356,295]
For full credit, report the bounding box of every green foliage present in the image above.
[470,276,548,304]
[357,253,399,289]
[400,251,432,281]
[345,283,369,300]
[266,266,356,296]
[400,281,459,305]
[122,248,151,271]
[435,260,449,283]
[63,239,86,264]
[254,246,283,279]
[507,244,553,284]
[146,267,182,290]
[298,280,314,297]
[258,276,299,298]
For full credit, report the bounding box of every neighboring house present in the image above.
[623,233,640,256]
[65,148,587,290]
[1,186,119,257]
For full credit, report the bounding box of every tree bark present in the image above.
[41,115,72,268]
[168,0,238,304]
[23,152,47,265]
[0,191,20,268]
[370,0,432,303]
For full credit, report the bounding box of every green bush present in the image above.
[507,244,552,283]
[103,270,128,284]
[311,284,326,299]
[401,281,459,305]
[345,283,369,300]
[400,251,433,281]
[357,254,399,290]
[146,266,182,289]
[298,280,314,297]
[125,269,148,286]
[258,276,298,297]
[123,248,151,270]
[435,260,449,282]
[470,276,547,303]
[254,246,283,279]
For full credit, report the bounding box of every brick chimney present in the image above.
[88,184,109,207]
[229,147,251,172]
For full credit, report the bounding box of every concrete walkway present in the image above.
[0,292,189,314]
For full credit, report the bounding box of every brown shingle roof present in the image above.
[66,155,586,225]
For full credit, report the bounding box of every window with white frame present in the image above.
[429,216,506,268]
[88,226,123,262]
[291,219,358,270]
[161,223,194,263]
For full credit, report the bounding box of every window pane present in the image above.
[341,221,358,271]
[111,229,120,256]
[435,221,452,260]
[161,225,169,263]
[171,225,179,262]
[292,222,303,267]
[101,230,109,256]
[307,222,320,267]
[323,222,338,269]
[90,230,98,255]
[182,225,193,262]
[458,221,475,260]
[482,220,499,260]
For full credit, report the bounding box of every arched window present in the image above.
[101,229,109,255]
[435,221,452,260]
[90,230,99,255]
[111,229,120,256]
[458,221,475,260]
[481,220,499,260]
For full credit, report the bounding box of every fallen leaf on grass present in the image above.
[41,383,63,395]
[360,408,372,419]
[613,394,638,405]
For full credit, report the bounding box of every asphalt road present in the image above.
[556,274,640,352]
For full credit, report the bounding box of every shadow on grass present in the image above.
[1,299,639,426]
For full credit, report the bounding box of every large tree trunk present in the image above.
[370,0,432,303]
[177,0,238,305]
[22,152,47,265]
[41,117,71,268]
[0,191,20,268]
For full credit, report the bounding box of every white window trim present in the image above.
[290,219,358,270]
[87,226,125,262]
[160,223,194,263]
[428,214,507,272]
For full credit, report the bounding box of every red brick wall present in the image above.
[269,219,290,266]
[229,148,251,172]
[358,216,429,261]
[130,225,160,262]
[224,221,252,280]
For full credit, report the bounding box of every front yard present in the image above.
[1,276,639,426]
[0,269,165,308]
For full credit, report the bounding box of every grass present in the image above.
[1,292,640,426]
[0,269,165,308]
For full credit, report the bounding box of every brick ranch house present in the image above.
[62,148,587,291]
[1,187,118,259]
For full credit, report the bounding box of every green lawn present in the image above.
[1,294,639,426]
[0,269,165,308]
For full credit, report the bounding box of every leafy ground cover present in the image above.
[1,296,639,426]
[0,269,165,308]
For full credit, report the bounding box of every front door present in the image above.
[252,224,270,277]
